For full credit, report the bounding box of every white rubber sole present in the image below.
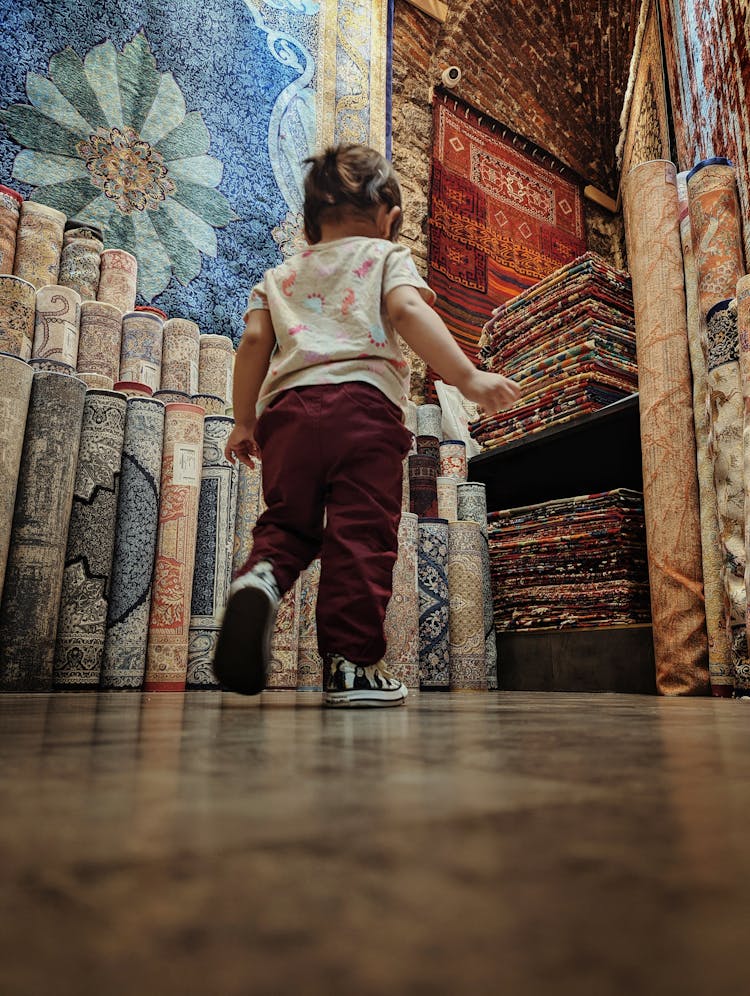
[324,686,408,708]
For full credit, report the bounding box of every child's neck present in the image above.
[317,217,383,243]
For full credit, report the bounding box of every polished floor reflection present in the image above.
[1,690,749,995]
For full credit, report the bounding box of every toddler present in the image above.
[213,144,520,706]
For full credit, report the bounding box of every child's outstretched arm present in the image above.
[386,285,520,413]
[225,309,276,465]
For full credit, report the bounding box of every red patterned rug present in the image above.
[428,91,587,375]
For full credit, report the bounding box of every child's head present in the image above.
[303,144,402,244]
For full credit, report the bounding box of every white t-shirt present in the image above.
[246,237,436,417]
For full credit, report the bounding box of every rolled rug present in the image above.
[54,391,127,688]
[77,372,115,391]
[417,403,442,438]
[232,459,262,576]
[192,393,225,415]
[33,285,81,368]
[706,299,749,695]
[447,519,487,691]
[0,274,36,359]
[436,477,458,521]
[416,434,440,463]
[101,397,165,689]
[0,185,22,274]
[144,402,204,690]
[77,300,122,384]
[417,517,450,689]
[297,559,324,691]
[0,371,86,690]
[120,309,163,393]
[384,511,420,688]
[198,333,234,406]
[404,400,418,444]
[686,158,745,321]
[0,353,34,604]
[114,381,153,399]
[439,440,468,481]
[622,159,708,694]
[97,249,137,313]
[162,318,200,395]
[29,357,75,375]
[187,416,237,689]
[457,481,497,690]
[58,237,101,301]
[154,389,191,405]
[408,453,438,518]
[267,577,301,689]
[676,171,732,694]
[12,200,65,289]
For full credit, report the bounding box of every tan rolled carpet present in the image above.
[621,159,708,694]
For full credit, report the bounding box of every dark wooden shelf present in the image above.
[469,394,642,511]
[469,394,654,693]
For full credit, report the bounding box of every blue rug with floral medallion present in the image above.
[0,0,392,341]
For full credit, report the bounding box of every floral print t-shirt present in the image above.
[245,237,436,418]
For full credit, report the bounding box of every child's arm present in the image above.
[386,285,521,412]
[225,309,276,465]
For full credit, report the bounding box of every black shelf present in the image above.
[468,394,653,693]
[469,394,642,511]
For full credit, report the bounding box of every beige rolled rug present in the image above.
[33,285,81,368]
[706,299,748,694]
[621,160,708,695]
[384,511,420,688]
[267,577,301,690]
[198,333,234,406]
[0,185,22,274]
[97,249,137,313]
[676,171,732,694]
[447,519,487,691]
[143,402,204,690]
[77,300,122,384]
[0,353,34,604]
[232,459,262,576]
[738,276,750,694]
[297,559,324,691]
[12,201,65,288]
[162,318,200,395]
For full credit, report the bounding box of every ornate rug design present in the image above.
[384,511,419,688]
[101,396,165,688]
[447,520,486,691]
[144,402,204,691]
[0,372,86,690]
[188,416,237,689]
[618,0,671,183]
[417,517,450,690]
[54,390,127,687]
[297,559,324,691]
[429,92,586,368]
[622,159,708,695]
[0,1,392,339]
[0,353,33,605]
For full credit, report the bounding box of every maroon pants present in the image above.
[242,383,412,666]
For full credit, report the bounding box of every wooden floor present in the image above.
[1,690,749,995]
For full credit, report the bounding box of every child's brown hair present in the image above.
[303,144,402,244]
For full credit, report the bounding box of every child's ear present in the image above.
[382,205,401,241]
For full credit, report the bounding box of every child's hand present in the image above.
[457,369,521,414]
[225,421,259,466]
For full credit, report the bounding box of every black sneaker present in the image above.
[213,560,280,695]
[324,653,408,708]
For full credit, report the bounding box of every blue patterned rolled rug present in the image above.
[188,416,237,688]
[0,352,34,605]
[54,390,127,687]
[418,517,450,690]
[100,397,165,689]
[457,481,498,690]
[0,371,86,690]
